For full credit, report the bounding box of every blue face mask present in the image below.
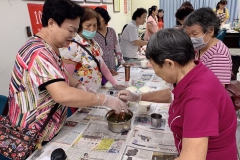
[81,29,96,40]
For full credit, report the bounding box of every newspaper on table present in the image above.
[66,120,129,160]
[121,145,178,160]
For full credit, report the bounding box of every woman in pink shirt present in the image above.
[144,5,159,41]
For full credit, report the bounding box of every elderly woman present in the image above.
[61,7,126,90]
[183,7,232,86]
[120,8,148,61]
[118,28,237,160]
[6,0,127,156]
[94,7,125,75]
[144,5,159,41]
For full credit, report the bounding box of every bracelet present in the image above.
[95,94,100,106]
[75,82,81,88]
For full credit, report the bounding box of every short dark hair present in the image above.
[148,5,157,17]
[78,7,100,32]
[183,7,221,37]
[94,7,111,24]
[41,0,84,27]
[175,6,194,21]
[132,8,147,20]
[181,1,194,9]
[146,28,195,67]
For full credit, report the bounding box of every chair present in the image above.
[0,95,7,115]
[216,29,227,41]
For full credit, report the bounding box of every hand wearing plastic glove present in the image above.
[102,95,128,113]
[118,90,142,103]
[113,82,128,90]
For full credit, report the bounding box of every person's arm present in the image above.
[174,137,208,160]
[118,88,172,103]
[133,40,148,46]
[141,88,172,103]
[146,22,155,34]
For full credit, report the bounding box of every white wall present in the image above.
[131,0,159,28]
[0,0,131,96]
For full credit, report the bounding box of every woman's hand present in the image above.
[113,82,128,90]
[118,90,142,103]
[109,69,119,76]
[102,95,128,113]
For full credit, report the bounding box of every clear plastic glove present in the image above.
[102,95,128,113]
[87,87,97,93]
[113,82,128,90]
[118,90,142,103]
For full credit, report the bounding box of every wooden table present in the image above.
[223,32,240,48]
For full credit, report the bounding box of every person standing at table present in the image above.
[6,1,127,157]
[94,7,125,75]
[144,5,159,41]
[157,9,164,30]
[175,6,194,26]
[61,7,126,91]
[118,28,238,160]
[183,7,232,86]
[214,0,230,26]
[120,8,148,62]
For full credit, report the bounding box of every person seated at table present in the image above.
[144,5,158,41]
[157,9,164,30]
[6,1,128,157]
[214,0,230,26]
[120,8,148,62]
[183,7,232,86]
[175,6,194,26]
[118,28,238,160]
[94,7,125,76]
[61,7,126,91]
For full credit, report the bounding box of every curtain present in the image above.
[160,0,239,28]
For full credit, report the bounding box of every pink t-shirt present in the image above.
[199,40,232,84]
[144,16,158,41]
[168,61,237,160]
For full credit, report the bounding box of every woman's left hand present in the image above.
[113,82,128,90]
[110,69,119,76]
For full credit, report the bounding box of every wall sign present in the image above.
[27,3,107,35]
[27,4,44,35]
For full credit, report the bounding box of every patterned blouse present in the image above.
[8,36,68,143]
[94,27,124,70]
[61,33,103,90]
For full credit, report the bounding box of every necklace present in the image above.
[41,32,60,55]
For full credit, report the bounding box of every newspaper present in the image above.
[121,145,178,160]
[125,125,178,154]
[66,121,129,160]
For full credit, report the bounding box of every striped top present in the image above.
[199,40,232,84]
[8,36,68,143]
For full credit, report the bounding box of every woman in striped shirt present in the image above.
[183,7,232,86]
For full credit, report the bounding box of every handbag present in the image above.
[0,103,58,160]
[225,74,240,111]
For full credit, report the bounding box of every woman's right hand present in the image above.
[102,95,128,113]
[118,90,142,103]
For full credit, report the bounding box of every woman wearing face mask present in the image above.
[144,5,158,41]
[183,7,232,86]
[61,7,126,91]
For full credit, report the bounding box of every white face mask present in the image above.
[191,34,210,50]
